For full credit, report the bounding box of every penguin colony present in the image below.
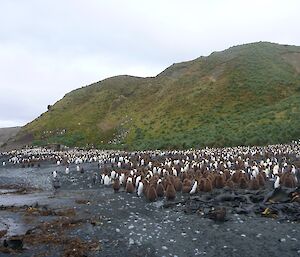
[1,141,300,202]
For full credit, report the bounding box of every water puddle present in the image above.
[0,214,29,236]
[0,192,52,206]
[0,189,19,194]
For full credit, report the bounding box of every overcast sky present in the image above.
[0,0,299,127]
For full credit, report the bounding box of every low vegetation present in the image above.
[16,42,300,150]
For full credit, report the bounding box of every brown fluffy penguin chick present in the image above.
[232,171,241,184]
[239,177,248,189]
[162,179,168,190]
[147,184,157,202]
[224,170,231,181]
[182,179,192,193]
[125,180,135,193]
[156,180,165,197]
[165,182,176,200]
[169,176,175,185]
[215,175,225,189]
[113,179,120,192]
[226,179,234,189]
[283,174,296,188]
[143,180,149,195]
[198,179,205,192]
[210,174,216,188]
[249,178,260,190]
[204,178,213,192]
[174,178,182,192]
[180,172,187,182]
[257,173,265,187]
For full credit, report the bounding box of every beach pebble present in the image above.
[162,246,168,250]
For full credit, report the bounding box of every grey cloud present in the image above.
[0,0,300,127]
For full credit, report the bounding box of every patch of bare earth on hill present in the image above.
[0,127,21,146]
[97,120,116,132]
[282,52,300,73]
[208,63,226,83]
[109,95,127,111]
[1,132,34,152]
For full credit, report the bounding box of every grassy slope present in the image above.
[19,42,300,150]
[0,127,21,146]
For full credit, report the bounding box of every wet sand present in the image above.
[0,161,300,257]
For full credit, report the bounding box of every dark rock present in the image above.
[206,207,227,222]
[3,238,23,250]
[264,187,294,203]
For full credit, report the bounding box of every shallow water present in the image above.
[0,165,53,190]
[0,212,29,237]
[0,189,18,194]
[0,192,52,206]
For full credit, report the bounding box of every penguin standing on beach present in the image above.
[156,179,164,197]
[126,177,135,193]
[92,172,98,184]
[52,170,60,191]
[53,177,60,190]
[52,170,57,178]
[113,178,120,192]
[80,167,84,173]
[104,175,111,186]
[274,175,280,189]
[165,182,176,200]
[190,180,198,195]
[136,181,143,197]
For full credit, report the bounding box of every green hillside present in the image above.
[16,42,300,150]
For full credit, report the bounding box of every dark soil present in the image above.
[0,162,300,257]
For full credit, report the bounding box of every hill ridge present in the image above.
[11,42,300,150]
